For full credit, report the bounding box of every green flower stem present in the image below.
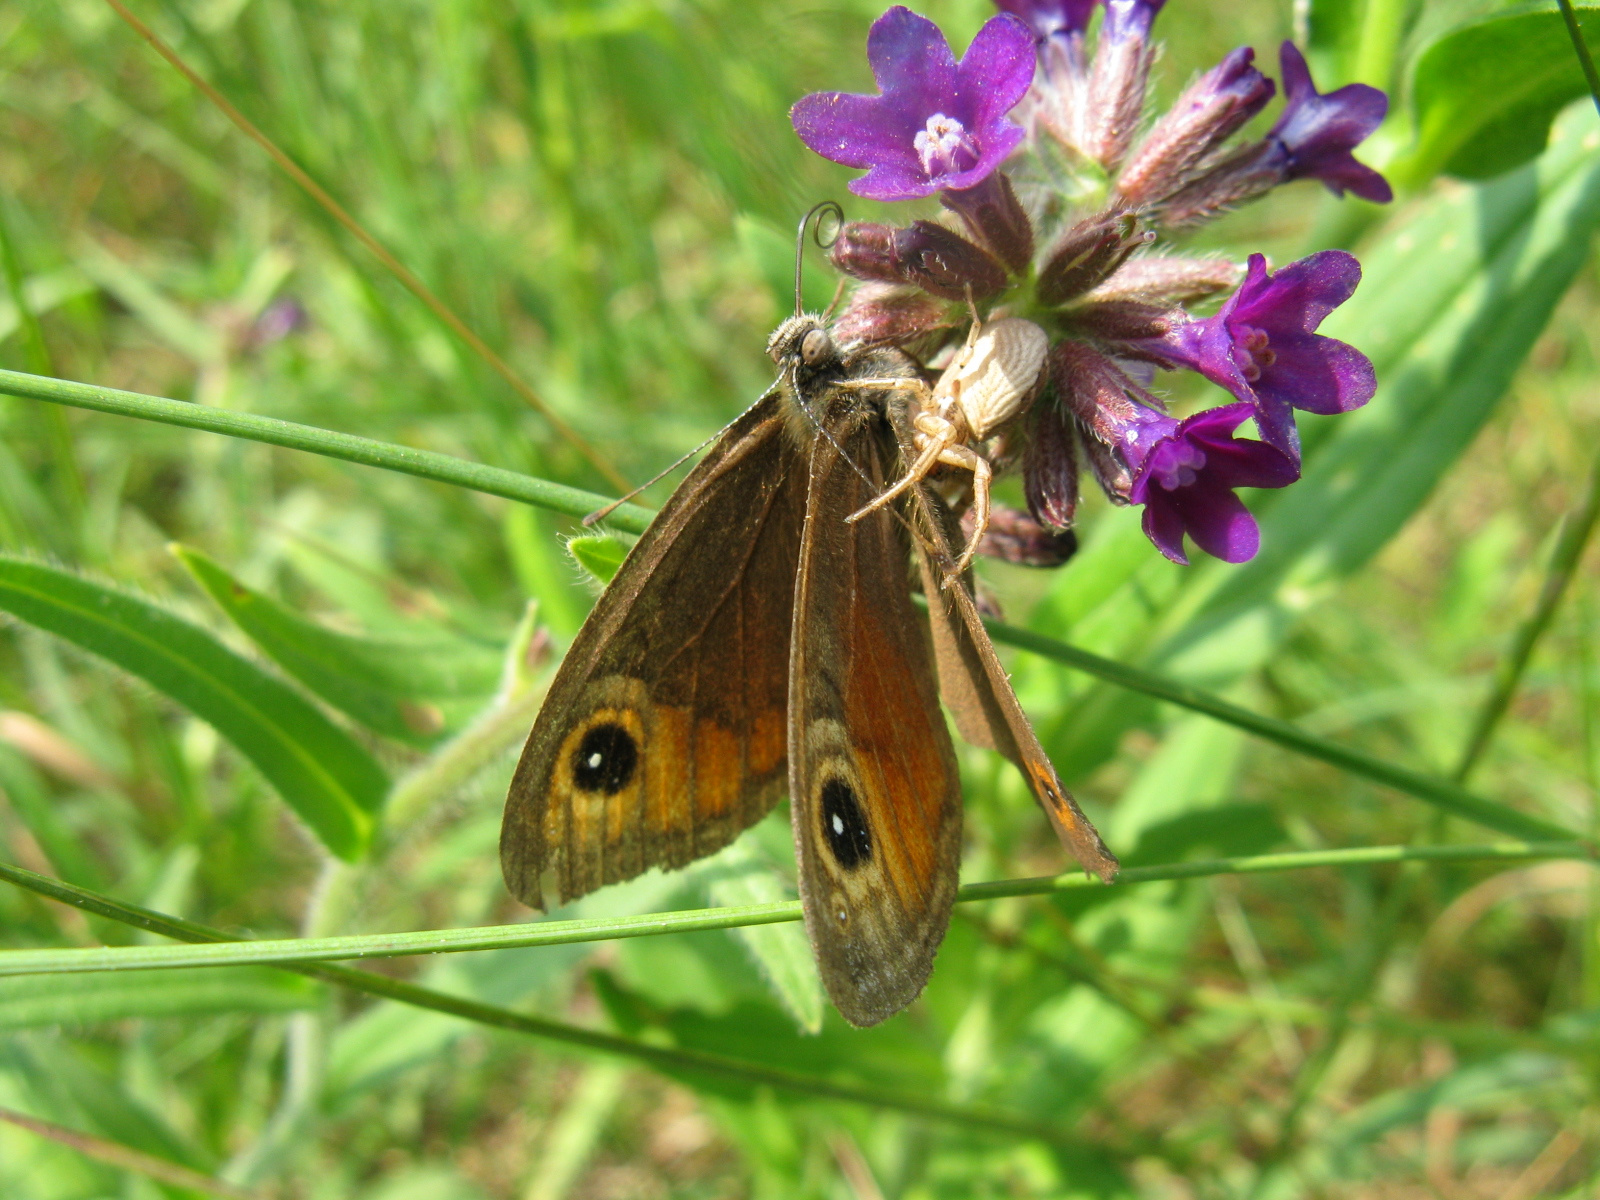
[0,368,653,535]
[982,619,1581,843]
[0,842,1584,977]
[0,366,1577,841]
[0,859,1078,1145]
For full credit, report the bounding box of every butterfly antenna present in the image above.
[582,390,780,526]
[795,200,844,317]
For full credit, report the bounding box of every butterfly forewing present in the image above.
[501,394,805,909]
[788,419,963,1027]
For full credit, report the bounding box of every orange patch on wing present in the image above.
[843,597,950,890]
[643,704,692,836]
[692,718,741,822]
[747,708,786,779]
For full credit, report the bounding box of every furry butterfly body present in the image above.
[501,314,1116,1026]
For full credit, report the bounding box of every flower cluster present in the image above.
[791,2,1388,564]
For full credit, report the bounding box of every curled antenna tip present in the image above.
[795,200,845,317]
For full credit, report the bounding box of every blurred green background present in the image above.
[1,0,1598,1196]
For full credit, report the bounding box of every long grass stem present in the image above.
[0,858,1086,1145]
[0,842,1583,977]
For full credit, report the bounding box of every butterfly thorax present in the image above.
[767,313,923,452]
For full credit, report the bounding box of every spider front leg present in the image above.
[941,442,992,578]
[847,407,961,524]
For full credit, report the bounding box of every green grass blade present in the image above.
[0,367,652,536]
[985,619,1580,841]
[0,557,386,860]
[0,842,1583,976]
[0,968,319,1030]
[0,860,1083,1147]
[174,545,500,747]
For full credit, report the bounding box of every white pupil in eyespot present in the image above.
[587,752,603,769]
[831,814,845,835]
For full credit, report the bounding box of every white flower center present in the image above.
[1235,325,1276,382]
[1156,442,1207,490]
[914,113,975,177]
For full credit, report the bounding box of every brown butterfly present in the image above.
[501,268,1117,1027]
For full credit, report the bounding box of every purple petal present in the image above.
[1300,154,1394,202]
[1186,416,1301,489]
[868,7,958,115]
[1270,42,1391,202]
[1171,484,1260,562]
[1260,334,1375,415]
[1277,39,1315,105]
[851,160,943,201]
[791,92,919,171]
[994,0,1098,39]
[1250,393,1300,458]
[1141,495,1190,564]
[1231,250,1360,334]
[956,14,1038,128]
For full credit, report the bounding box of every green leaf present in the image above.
[566,533,629,586]
[0,557,387,860]
[1399,1,1600,183]
[173,545,499,747]
[0,967,319,1031]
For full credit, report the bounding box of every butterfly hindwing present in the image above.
[501,393,804,909]
[788,417,963,1027]
[910,491,1118,884]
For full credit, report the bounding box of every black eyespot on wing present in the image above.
[820,777,872,869]
[571,722,638,795]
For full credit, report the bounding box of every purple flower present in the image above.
[1100,0,1166,44]
[994,0,1097,40]
[791,7,1036,201]
[1127,251,1376,457]
[1266,42,1392,203]
[1124,403,1300,564]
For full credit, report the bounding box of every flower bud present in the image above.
[1062,300,1179,341]
[940,172,1034,273]
[1153,142,1281,227]
[1116,47,1275,208]
[1080,0,1164,169]
[1081,429,1134,501]
[829,222,904,284]
[895,220,1008,301]
[1081,256,1243,306]
[1050,340,1156,453]
[1023,398,1080,530]
[965,502,1079,567]
[1037,212,1150,306]
[833,282,955,347]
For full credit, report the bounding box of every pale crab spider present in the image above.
[842,315,1050,578]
